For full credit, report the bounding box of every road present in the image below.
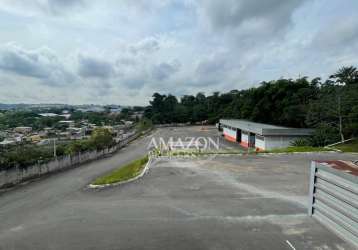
[0,127,356,249]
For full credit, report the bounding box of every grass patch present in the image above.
[332,139,358,152]
[92,155,148,185]
[262,146,334,153]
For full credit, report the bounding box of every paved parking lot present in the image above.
[0,127,356,249]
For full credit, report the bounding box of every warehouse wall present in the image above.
[241,131,249,147]
[255,135,265,150]
[264,136,298,150]
[223,127,236,142]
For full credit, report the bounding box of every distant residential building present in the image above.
[59,120,75,128]
[37,139,52,146]
[13,134,24,142]
[14,126,32,134]
[76,106,105,113]
[124,121,134,126]
[109,107,122,113]
[59,132,71,140]
[60,114,71,119]
[28,134,41,143]
[39,113,71,119]
[67,127,86,136]
[39,113,58,117]
[130,111,144,120]
[0,139,16,147]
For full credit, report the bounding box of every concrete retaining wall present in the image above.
[0,131,145,189]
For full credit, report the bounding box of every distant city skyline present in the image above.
[0,0,358,105]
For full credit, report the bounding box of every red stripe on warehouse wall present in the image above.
[224,134,236,142]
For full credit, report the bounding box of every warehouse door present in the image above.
[249,133,255,147]
[236,129,242,143]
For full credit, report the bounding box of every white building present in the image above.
[219,119,314,151]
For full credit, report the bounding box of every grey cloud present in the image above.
[46,0,85,14]
[313,17,358,51]
[116,57,137,67]
[152,60,181,81]
[39,0,87,15]
[193,53,237,86]
[78,55,114,79]
[122,76,147,89]
[121,0,171,12]
[199,0,306,35]
[129,37,160,55]
[196,52,233,76]
[48,0,84,7]
[0,44,74,85]
[0,0,86,16]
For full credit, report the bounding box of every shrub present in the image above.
[309,123,340,147]
[291,138,311,147]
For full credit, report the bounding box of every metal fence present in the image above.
[308,161,358,247]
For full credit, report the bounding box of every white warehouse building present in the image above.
[219,119,314,151]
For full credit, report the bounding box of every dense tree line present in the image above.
[144,66,358,146]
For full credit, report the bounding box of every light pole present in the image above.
[53,138,57,158]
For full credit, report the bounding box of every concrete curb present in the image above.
[154,151,344,159]
[88,156,154,189]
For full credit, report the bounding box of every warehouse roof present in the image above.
[219,119,314,136]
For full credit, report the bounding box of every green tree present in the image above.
[90,128,114,150]
[330,66,358,86]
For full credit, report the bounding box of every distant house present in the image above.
[59,132,71,140]
[37,139,52,146]
[58,120,75,128]
[110,108,122,114]
[124,121,134,127]
[39,112,71,119]
[130,111,144,120]
[14,126,32,134]
[0,139,16,147]
[76,106,105,113]
[39,113,58,117]
[28,134,42,143]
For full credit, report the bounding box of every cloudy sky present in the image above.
[0,0,357,105]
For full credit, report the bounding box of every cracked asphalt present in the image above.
[0,127,356,250]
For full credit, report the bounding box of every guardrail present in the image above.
[308,161,358,247]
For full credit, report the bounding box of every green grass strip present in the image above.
[92,155,149,185]
[262,146,334,153]
[332,139,358,152]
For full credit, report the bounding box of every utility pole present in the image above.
[53,138,57,158]
[338,95,344,142]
